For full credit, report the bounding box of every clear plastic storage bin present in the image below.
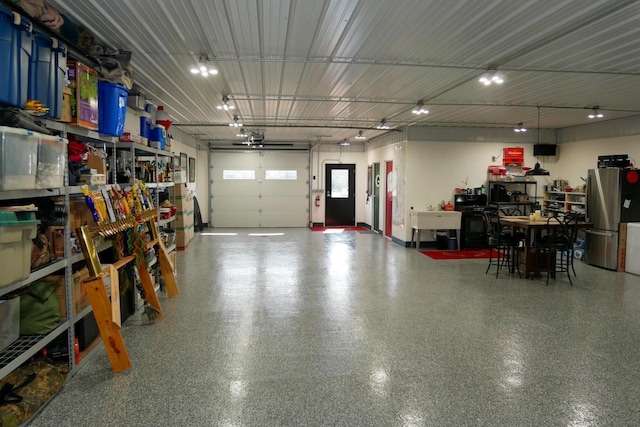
[0,298,19,352]
[0,126,39,190]
[36,135,68,188]
[0,210,40,287]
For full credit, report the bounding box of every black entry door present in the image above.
[325,164,356,226]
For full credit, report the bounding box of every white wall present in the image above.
[370,140,546,243]
[311,147,368,225]
[366,142,405,238]
[552,135,640,186]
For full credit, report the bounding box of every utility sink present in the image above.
[410,211,461,230]
[410,211,462,250]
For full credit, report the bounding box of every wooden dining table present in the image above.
[497,216,592,278]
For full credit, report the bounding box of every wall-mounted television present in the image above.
[533,144,557,156]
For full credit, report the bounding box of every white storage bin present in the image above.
[37,135,68,189]
[0,211,40,288]
[0,298,20,352]
[0,126,39,190]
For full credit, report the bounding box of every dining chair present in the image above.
[483,209,522,278]
[532,213,580,285]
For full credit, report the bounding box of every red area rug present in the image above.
[310,226,369,232]
[420,249,501,260]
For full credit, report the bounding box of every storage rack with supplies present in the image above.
[64,128,178,304]
[487,179,538,215]
[543,188,586,218]
[0,120,179,417]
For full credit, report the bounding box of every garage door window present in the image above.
[265,170,297,180]
[223,170,255,180]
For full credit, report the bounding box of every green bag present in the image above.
[19,282,60,335]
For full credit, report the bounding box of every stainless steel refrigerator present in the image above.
[586,168,640,270]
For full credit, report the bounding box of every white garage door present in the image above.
[210,150,310,227]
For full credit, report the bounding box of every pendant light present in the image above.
[526,106,550,176]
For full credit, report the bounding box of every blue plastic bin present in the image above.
[150,124,166,149]
[28,32,67,118]
[0,6,32,108]
[140,111,151,143]
[98,82,129,136]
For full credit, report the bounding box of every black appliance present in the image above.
[454,194,488,249]
[490,184,510,202]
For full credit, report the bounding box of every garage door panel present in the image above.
[261,182,308,196]
[261,196,308,211]
[214,181,260,196]
[261,211,308,227]
[213,210,260,228]
[211,150,309,227]
[214,195,261,211]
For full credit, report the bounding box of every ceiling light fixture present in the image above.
[190,54,218,77]
[229,115,242,127]
[236,128,248,138]
[217,95,235,110]
[376,119,390,130]
[514,122,527,133]
[411,103,429,115]
[588,106,604,119]
[478,66,505,86]
[354,130,366,140]
[339,139,350,146]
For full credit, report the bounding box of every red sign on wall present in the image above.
[503,147,524,167]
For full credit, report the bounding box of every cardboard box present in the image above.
[618,223,627,272]
[85,152,107,175]
[78,174,107,185]
[57,87,73,123]
[69,196,98,231]
[176,225,194,250]
[46,226,65,258]
[169,184,190,197]
[173,194,194,211]
[51,267,90,317]
[67,61,99,130]
[175,210,194,228]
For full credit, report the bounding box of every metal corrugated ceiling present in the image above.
[45,0,640,148]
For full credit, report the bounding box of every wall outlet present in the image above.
[491,156,496,162]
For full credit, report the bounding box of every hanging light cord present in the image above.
[537,105,541,145]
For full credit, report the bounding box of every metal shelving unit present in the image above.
[0,259,67,299]
[0,321,71,379]
[487,180,538,215]
[0,118,180,392]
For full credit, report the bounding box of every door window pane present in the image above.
[223,170,255,180]
[331,169,349,198]
[265,170,297,180]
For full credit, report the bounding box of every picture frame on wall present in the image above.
[180,153,187,170]
[189,157,196,182]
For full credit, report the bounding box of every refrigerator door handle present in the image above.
[585,229,616,237]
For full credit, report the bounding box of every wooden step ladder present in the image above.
[77,211,179,372]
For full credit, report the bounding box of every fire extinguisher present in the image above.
[315,195,321,207]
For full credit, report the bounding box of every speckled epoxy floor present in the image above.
[29,228,640,426]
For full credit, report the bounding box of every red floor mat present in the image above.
[420,249,502,259]
[310,226,369,232]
